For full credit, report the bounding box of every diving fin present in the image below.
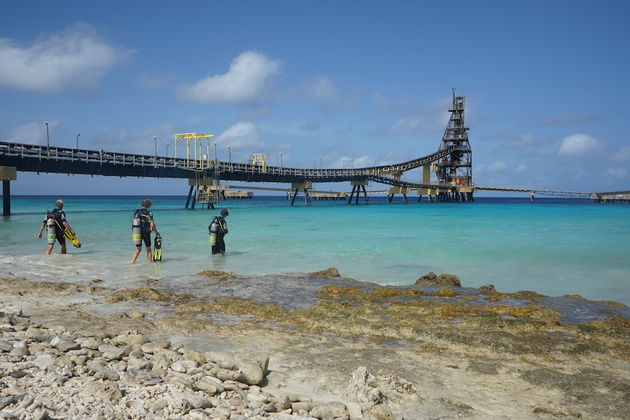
[152,235,162,262]
[54,219,81,248]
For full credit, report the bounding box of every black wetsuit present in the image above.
[134,208,154,247]
[43,207,67,245]
[210,216,228,254]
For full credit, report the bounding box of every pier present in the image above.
[1,91,625,215]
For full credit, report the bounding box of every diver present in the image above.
[37,199,75,255]
[209,208,229,254]
[131,199,160,264]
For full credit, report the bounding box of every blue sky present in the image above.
[1,0,629,195]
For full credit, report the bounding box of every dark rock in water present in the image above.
[9,370,27,378]
[478,284,496,293]
[415,272,461,288]
[197,270,238,281]
[309,267,341,277]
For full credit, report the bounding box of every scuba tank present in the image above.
[132,212,142,246]
[46,217,56,244]
[208,218,217,246]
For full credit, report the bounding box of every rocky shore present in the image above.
[0,270,628,419]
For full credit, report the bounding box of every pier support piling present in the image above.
[1,167,17,216]
[2,180,10,216]
[348,180,369,205]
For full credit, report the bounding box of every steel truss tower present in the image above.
[435,89,473,201]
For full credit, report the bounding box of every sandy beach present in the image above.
[0,269,628,419]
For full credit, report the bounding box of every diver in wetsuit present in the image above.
[131,199,160,264]
[209,208,229,254]
[37,199,75,255]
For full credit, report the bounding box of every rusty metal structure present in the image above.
[435,89,473,201]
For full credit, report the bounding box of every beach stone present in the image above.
[10,370,27,378]
[25,327,52,342]
[171,360,199,373]
[50,336,80,352]
[368,404,394,420]
[247,392,268,403]
[141,340,171,354]
[0,396,16,410]
[127,356,151,371]
[148,399,168,413]
[188,395,212,409]
[79,338,101,350]
[10,346,30,357]
[0,340,13,352]
[291,402,313,412]
[32,409,50,420]
[0,305,22,316]
[205,351,238,370]
[86,361,120,381]
[111,331,148,346]
[129,311,145,318]
[98,344,125,361]
[239,362,264,385]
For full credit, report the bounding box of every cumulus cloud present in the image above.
[558,133,600,157]
[302,76,356,112]
[610,146,630,163]
[216,122,264,150]
[375,96,451,136]
[331,155,372,168]
[476,160,507,173]
[607,168,627,178]
[93,124,177,155]
[177,51,280,104]
[514,164,528,173]
[5,121,59,144]
[0,24,130,93]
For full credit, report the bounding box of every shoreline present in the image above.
[0,271,628,419]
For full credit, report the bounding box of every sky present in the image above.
[1,0,629,195]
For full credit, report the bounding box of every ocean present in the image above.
[1,195,629,305]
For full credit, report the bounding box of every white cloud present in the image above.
[305,76,338,101]
[216,122,264,150]
[610,146,630,163]
[177,51,280,104]
[331,155,372,168]
[477,160,507,173]
[607,168,627,178]
[93,124,177,155]
[376,95,451,136]
[5,121,59,144]
[0,24,130,93]
[514,164,528,173]
[558,133,600,157]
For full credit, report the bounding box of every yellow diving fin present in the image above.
[152,235,162,262]
[54,219,81,248]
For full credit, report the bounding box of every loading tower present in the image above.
[435,89,473,201]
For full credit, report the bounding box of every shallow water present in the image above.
[0,195,629,305]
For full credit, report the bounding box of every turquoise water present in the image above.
[1,195,629,305]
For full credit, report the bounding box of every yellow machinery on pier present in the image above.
[174,133,215,168]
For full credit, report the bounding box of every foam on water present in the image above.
[1,195,629,305]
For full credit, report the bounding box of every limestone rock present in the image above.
[98,344,126,361]
[141,340,171,354]
[310,402,349,419]
[346,367,384,411]
[111,331,148,346]
[309,267,341,277]
[415,272,461,288]
[50,336,80,352]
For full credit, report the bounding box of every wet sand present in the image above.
[0,270,628,419]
